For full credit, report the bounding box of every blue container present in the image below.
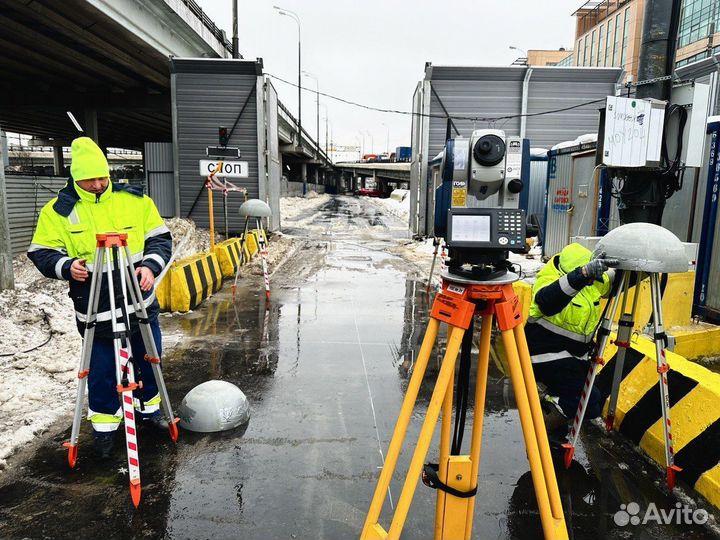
[395,146,412,162]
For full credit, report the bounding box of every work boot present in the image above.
[92,430,115,459]
[141,410,169,431]
[540,395,568,434]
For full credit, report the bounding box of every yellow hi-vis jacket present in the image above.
[28,178,172,336]
[526,243,613,363]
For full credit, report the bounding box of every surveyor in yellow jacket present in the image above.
[27,137,172,458]
[526,243,618,426]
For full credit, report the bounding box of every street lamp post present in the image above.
[381,122,390,154]
[302,71,320,157]
[366,130,374,155]
[509,45,528,64]
[274,6,301,147]
[358,130,365,157]
[319,103,330,156]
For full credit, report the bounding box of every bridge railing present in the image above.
[277,101,332,165]
[176,0,233,53]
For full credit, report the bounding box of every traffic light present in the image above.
[218,126,229,147]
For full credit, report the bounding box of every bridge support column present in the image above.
[84,108,99,144]
[52,145,65,176]
[0,134,13,290]
[301,162,307,195]
[314,168,319,192]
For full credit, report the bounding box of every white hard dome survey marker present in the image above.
[595,223,688,273]
[239,199,272,218]
[177,380,250,433]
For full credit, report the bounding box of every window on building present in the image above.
[590,29,597,65]
[598,24,605,66]
[678,0,719,49]
[558,53,574,67]
[614,12,623,66]
[584,35,590,66]
[605,20,614,66]
[620,7,630,67]
[577,39,584,66]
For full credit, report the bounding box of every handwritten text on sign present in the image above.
[199,160,249,178]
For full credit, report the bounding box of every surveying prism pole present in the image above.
[63,233,179,508]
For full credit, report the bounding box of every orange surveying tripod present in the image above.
[361,271,568,540]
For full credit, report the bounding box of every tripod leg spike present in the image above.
[129,479,142,508]
[562,443,575,470]
[63,442,78,469]
[168,418,180,443]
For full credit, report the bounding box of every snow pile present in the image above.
[279,192,331,224]
[165,217,214,260]
[0,257,81,469]
[366,195,411,223]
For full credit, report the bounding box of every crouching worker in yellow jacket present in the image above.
[526,243,618,433]
[27,137,172,459]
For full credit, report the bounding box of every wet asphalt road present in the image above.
[0,195,718,539]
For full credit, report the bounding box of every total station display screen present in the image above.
[450,214,491,243]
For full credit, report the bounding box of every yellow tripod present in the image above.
[361,274,568,540]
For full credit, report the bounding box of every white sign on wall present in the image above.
[199,160,249,178]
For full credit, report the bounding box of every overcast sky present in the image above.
[199,0,581,154]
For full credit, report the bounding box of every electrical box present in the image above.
[602,96,665,168]
[668,82,710,168]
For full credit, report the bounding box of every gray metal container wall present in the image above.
[676,55,720,116]
[171,59,263,233]
[6,175,67,256]
[144,142,175,218]
[528,159,548,227]
[411,65,623,236]
[545,152,574,257]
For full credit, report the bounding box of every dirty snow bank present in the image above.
[366,194,410,223]
[0,257,80,470]
[279,192,331,227]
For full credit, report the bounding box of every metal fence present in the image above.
[5,175,67,256]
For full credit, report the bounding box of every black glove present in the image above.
[582,251,619,283]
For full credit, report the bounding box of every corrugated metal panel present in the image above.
[6,175,67,256]
[265,81,281,231]
[528,159,548,225]
[171,58,261,233]
[662,165,702,242]
[144,142,175,217]
[412,65,622,237]
[545,152,573,256]
[526,68,619,148]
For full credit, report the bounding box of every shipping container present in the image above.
[694,118,720,321]
[395,146,412,162]
[144,142,175,217]
[542,137,615,258]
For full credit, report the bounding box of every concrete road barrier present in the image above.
[215,238,245,278]
[596,337,720,510]
[158,251,223,312]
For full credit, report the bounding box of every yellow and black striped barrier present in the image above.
[214,237,245,278]
[158,251,222,312]
[596,337,720,510]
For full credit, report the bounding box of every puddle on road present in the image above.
[0,196,717,540]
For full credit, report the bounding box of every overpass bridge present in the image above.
[0,0,327,155]
[335,161,410,193]
[0,0,333,232]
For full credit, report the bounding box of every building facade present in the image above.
[570,0,720,79]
